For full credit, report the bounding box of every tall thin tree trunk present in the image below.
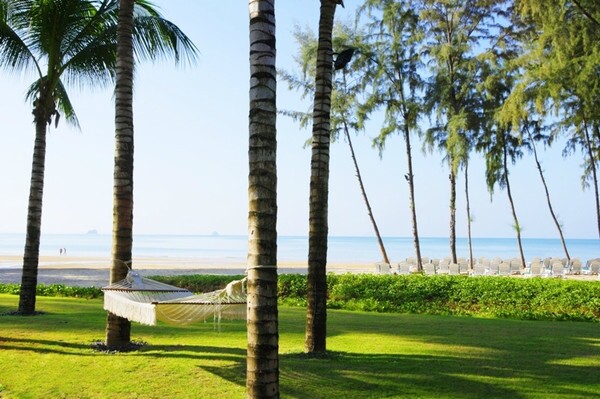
[105,0,135,349]
[582,115,600,240]
[503,142,526,268]
[404,126,422,271]
[527,129,570,261]
[247,1,279,397]
[342,120,390,265]
[464,160,474,270]
[449,168,457,264]
[306,0,337,355]
[18,116,48,315]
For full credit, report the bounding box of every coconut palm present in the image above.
[105,0,135,348]
[104,0,197,349]
[247,0,279,396]
[0,0,196,317]
[306,0,343,355]
[0,0,119,315]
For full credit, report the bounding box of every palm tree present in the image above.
[247,0,279,396]
[104,0,197,349]
[306,0,342,355]
[1,0,195,317]
[0,0,118,315]
[105,0,135,348]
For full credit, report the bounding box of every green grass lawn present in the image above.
[0,294,599,399]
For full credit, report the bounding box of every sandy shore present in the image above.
[1,255,596,287]
[0,255,374,287]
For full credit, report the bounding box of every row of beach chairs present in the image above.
[375,256,600,278]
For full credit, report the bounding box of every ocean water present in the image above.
[0,233,598,264]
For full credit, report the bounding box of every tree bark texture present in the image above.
[306,0,337,355]
[449,169,457,264]
[464,161,474,270]
[342,119,390,265]
[247,1,279,397]
[105,0,135,349]
[18,113,49,314]
[582,115,600,240]
[404,125,422,271]
[528,132,570,261]
[503,142,526,268]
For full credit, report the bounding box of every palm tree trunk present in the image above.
[18,115,48,315]
[527,129,570,262]
[503,142,526,268]
[404,125,422,271]
[582,115,600,240]
[449,168,457,264]
[341,119,390,265]
[105,0,135,349]
[306,0,337,355]
[464,161,474,270]
[247,1,279,397]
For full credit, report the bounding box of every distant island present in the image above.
[86,229,98,235]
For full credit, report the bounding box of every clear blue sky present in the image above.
[0,1,595,239]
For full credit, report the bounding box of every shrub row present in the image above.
[1,274,599,322]
[279,274,600,322]
[0,275,245,300]
[0,283,103,299]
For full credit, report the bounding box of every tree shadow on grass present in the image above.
[198,347,600,399]
[0,336,96,356]
[196,312,600,399]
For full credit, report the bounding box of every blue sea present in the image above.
[0,233,598,264]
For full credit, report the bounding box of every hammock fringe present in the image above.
[102,272,247,326]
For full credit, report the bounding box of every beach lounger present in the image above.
[550,262,565,277]
[396,262,411,275]
[448,263,460,275]
[487,261,500,275]
[527,262,543,277]
[375,262,391,274]
[509,260,523,275]
[437,260,450,275]
[458,260,470,274]
[568,259,582,275]
[423,262,436,275]
[471,263,486,276]
[498,262,510,276]
[589,261,600,275]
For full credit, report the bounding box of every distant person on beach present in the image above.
[59,248,63,256]
[63,248,67,256]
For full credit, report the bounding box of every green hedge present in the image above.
[2,274,599,322]
[0,283,103,299]
[279,274,600,322]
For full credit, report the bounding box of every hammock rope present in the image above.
[102,271,247,326]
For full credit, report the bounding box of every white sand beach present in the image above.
[0,255,375,287]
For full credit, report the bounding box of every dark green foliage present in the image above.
[147,274,246,294]
[3,274,599,322]
[276,274,600,322]
[0,283,102,298]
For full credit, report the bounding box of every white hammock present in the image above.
[102,271,246,326]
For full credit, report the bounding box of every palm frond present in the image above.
[54,79,80,128]
[0,0,42,76]
[131,5,198,66]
